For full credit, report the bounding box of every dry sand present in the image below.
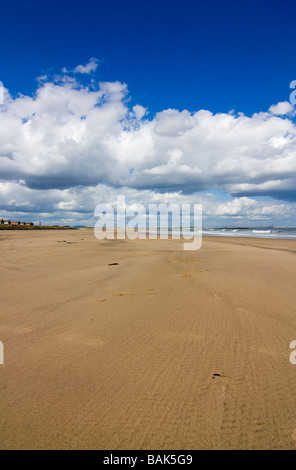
[0,229,296,450]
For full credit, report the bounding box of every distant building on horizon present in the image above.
[0,218,34,226]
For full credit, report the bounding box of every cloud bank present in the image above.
[0,62,295,225]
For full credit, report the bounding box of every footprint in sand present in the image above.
[112,292,134,297]
[212,373,228,399]
[176,258,192,264]
[181,273,192,280]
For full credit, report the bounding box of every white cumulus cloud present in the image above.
[73,58,99,74]
[1,62,296,224]
[269,101,295,116]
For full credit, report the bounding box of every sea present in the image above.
[144,227,296,240]
[185,227,296,239]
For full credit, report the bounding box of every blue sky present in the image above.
[1,0,295,115]
[0,0,296,226]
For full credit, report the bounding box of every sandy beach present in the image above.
[0,229,296,450]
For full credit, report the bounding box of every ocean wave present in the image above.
[252,230,272,234]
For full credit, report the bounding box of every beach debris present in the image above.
[108,262,120,266]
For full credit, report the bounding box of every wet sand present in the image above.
[0,229,296,449]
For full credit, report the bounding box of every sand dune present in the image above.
[0,229,296,449]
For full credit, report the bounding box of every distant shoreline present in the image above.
[0,225,77,230]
